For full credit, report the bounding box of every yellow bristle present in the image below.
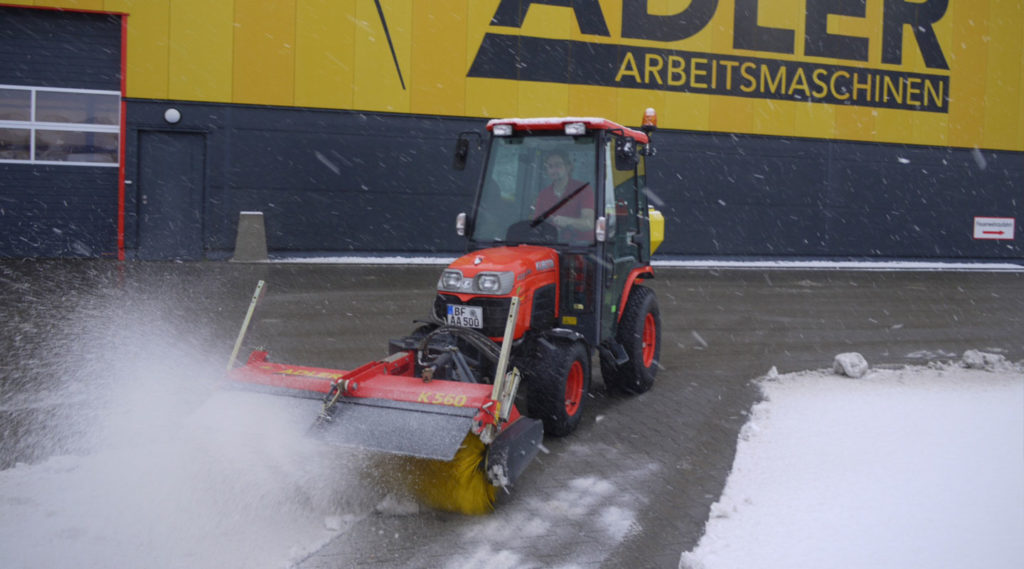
[408,432,497,515]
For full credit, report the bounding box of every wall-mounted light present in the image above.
[164,108,181,124]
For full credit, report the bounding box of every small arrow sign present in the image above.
[974,217,1015,240]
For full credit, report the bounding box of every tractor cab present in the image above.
[448,114,662,349]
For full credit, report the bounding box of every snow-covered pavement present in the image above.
[681,353,1024,569]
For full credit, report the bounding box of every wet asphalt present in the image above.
[1,260,1022,568]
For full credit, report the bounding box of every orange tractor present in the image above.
[227,111,664,513]
[439,111,665,435]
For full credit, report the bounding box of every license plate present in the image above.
[446,304,483,328]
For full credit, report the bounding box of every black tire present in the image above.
[524,339,591,437]
[603,285,660,394]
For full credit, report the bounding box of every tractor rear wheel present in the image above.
[603,284,661,394]
[525,339,590,437]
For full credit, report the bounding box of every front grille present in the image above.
[434,294,512,338]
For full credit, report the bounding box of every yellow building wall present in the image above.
[11,0,1024,151]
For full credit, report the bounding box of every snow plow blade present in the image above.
[226,349,504,462]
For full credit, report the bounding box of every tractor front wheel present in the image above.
[525,339,591,437]
[603,284,661,394]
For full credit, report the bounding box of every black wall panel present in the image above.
[125,101,482,257]
[123,100,1023,262]
[0,165,118,257]
[650,133,1022,260]
[0,6,121,90]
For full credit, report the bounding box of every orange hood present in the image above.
[446,245,558,278]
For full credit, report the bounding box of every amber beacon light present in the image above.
[641,107,657,133]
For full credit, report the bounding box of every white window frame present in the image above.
[0,84,121,167]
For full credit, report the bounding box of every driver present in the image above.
[534,150,595,241]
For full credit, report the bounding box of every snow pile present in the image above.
[681,353,1024,569]
[962,349,1017,372]
[832,352,869,378]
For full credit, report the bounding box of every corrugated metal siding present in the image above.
[124,99,1023,261]
[0,6,121,91]
[656,134,1023,259]
[124,101,478,257]
[0,164,119,258]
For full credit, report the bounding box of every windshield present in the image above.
[471,134,597,246]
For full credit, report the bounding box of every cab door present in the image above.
[600,135,642,341]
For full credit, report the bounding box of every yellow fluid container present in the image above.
[648,207,665,254]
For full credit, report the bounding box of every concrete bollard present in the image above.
[231,211,268,262]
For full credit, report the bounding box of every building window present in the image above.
[0,85,120,166]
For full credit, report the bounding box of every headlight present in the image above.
[473,272,514,295]
[476,273,501,292]
[439,269,464,291]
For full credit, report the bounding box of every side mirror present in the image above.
[453,131,482,171]
[453,138,470,171]
[614,137,638,170]
[595,216,607,242]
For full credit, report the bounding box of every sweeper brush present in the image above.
[225,281,543,514]
[407,433,498,514]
